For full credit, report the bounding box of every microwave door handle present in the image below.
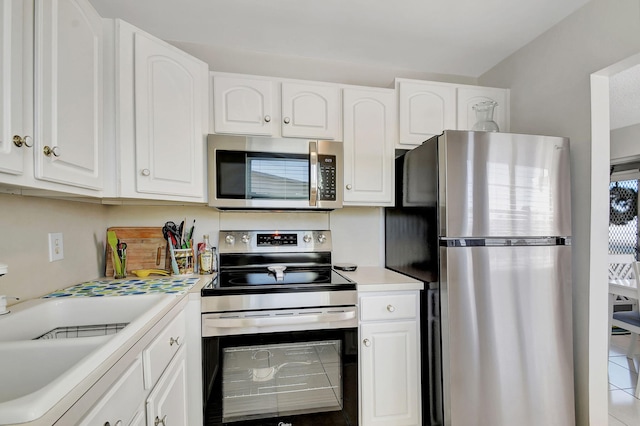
[309,141,318,206]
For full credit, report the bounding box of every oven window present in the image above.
[222,340,342,423]
[247,157,308,200]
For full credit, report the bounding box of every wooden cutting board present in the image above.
[105,227,169,277]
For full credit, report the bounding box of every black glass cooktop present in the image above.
[202,267,355,295]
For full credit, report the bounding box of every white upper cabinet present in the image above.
[34,0,103,190]
[343,87,395,206]
[115,20,209,201]
[281,82,341,140]
[397,79,456,147]
[213,75,275,136]
[0,0,28,176]
[397,78,510,149]
[211,73,342,140]
[456,86,510,132]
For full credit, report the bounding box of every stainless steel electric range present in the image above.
[201,230,358,426]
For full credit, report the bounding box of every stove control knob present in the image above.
[225,234,235,245]
[241,234,251,244]
[303,234,312,243]
[317,234,327,244]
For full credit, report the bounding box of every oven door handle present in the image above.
[205,310,356,329]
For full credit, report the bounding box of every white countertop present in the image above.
[340,267,424,292]
[0,276,211,426]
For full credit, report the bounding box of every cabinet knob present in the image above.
[283,117,291,124]
[363,338,371,347]
[387,304,396,313]
[264,115,271,123]
[169,336,180,346]
[13,135,33,148]
[346,184,352,190]
[155,415,167,426]
[141,169,151,176]
[43,145,60,157]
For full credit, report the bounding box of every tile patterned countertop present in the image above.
[43,276,201,298]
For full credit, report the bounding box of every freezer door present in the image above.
[439,130,571,238]
[440,244,574,426]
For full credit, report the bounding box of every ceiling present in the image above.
[88,0,592,78]
[88,0,639,130]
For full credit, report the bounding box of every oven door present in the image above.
[203,328,358,426]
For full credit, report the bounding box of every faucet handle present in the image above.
[0,295,19,316]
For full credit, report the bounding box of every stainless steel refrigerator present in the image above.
[385,130,575,426]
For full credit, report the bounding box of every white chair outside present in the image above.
[610,260,640,398]
[610,254,638,308]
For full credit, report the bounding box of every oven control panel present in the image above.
[257,233,297,246]
[219,230,331,253]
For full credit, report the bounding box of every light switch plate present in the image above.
[48,232,64,262]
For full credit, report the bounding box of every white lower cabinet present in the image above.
[359,291,421,426]
[146,346,188,426]
[76,307,189,426]
[78,356,144,426]
[129,408,146,426]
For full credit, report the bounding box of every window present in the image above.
[609,178,639,258]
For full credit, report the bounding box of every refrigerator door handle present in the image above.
[440,237,571,247]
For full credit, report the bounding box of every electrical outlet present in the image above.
[48,233,64,262]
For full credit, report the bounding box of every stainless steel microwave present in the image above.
[207,134,343,210]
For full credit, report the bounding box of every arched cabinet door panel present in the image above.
[34,0,103,191]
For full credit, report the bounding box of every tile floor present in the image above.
[609,333,640,425]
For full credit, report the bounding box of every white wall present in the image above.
[478,0,640,424]
[0,193,384,302]
[172,40,478,88]
[0,193,108,299]
[611,123,640,164]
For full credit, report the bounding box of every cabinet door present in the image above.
[78,356,145,426]
[457,86,510,132]
[213,75,275,136]
[128,409,146,426]
[0,0,28,176]
[34,0,103,190]
[343,88,395,206]
[397,80,456,147]
[146,346,188,426]
[360,321,420,426]
[131,30,208,199]
[281,82,341,140]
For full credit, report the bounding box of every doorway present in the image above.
[592,52,640,425]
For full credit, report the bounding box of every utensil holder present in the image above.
[173,248,194,275]
[112,250,126,279]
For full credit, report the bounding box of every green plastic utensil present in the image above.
[107,230,122,276]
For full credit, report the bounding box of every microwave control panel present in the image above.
[318,155,337,200]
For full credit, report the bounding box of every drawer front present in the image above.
[79,356,144,426]
[360,293,418,321]
[143,310,186,389]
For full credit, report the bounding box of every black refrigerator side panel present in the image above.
[385,207,439,283]
[425,287,443,426]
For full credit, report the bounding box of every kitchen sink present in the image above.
[0,337,106,405]
[0,294,171,342]
[0,294,176,424]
